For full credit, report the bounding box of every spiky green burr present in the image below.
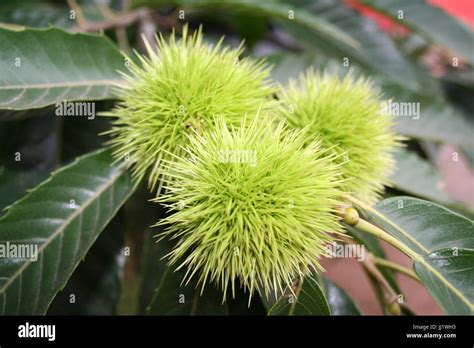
[278,69,400,204]
[103,26,277,192]
[154,117,344,300]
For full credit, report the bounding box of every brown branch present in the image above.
[95,1,131,52]
[72,8,153,33]
[337,234,416,315]
[67,0,87,28]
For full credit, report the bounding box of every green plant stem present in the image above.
[343,201,474,312]
[337,234,401,314]
[351,215,433,273]
[354,218,419,260]
[341,202,427,266]
[373,257,420,282]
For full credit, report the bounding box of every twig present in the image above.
[138,11,158,52]
[96,1,131,52]
[340,202,419,261]
[338,236,398,304]
[354,218,418,260]
[373,257,420,282]
[72,8,152,33]
[337,234,418,315]
[67,0,87,28]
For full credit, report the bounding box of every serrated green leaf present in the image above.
[0,1,74,29]
[351,196,474,314]
[0,148,138,314]
[321,277,362,315]
[0,27,125,110]
[391,148,453,204]
[0,169,48,215]
[361,0,474,65]
[0,0,112,29]
[268,275,330,315]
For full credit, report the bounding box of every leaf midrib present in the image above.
[288,278,304,315]
[0,80,121,90]
[414,254,474,311]
[0,161,128,294]
[350,195,429,253]
[349,196,474,311]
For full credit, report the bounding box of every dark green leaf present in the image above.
[361,0,474,65]
[352,196,474,314]
[414,248,474,315]
[47,213,126,315]
[232,14,267,47]
[268,53,474,147]
[144,229,227,315]
[146,261,227,315]
[225,289,267,315]
[140,227,266,315]
[158,0,358,48]
[138,230,168,314]
[373,197,473,254]
[322,277,362,315]
[0,148,138,314]
[0,1,73,29]
[278,0,420,88]
[0,0,111,29]
[268,275,330,315]
[0,169,48,215]
[0,27,125,110]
